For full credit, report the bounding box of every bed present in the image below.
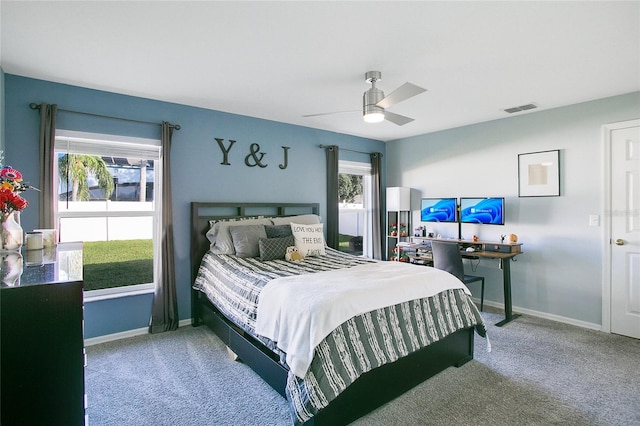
[190,202,486,425]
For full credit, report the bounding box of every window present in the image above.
[54,130,161,300]
[338,160,373,257]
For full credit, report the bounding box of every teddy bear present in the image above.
[285,246,305,262]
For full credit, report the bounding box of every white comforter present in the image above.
[255,261,469,378]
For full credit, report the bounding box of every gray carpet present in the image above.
[85,311,640,425]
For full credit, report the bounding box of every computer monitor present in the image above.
[459,197,505,225]
[420,198,457,222]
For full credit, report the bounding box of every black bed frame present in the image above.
[190,202,475,425]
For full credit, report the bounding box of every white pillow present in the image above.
[206,217,273,254]
[290,222,326,257]
[271,214,321,226]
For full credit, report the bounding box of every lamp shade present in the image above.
[386,187,411,211]
[363,84,385,123]
[363,111,384,123]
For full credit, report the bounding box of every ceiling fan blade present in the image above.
[376,82,426,109]
[302,110,359,118]
[384,111,414,126]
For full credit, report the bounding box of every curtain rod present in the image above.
[319,144,382,157]
[29,103,181,130]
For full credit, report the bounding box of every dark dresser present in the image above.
[1,242,85,426]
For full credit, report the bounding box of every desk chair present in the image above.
[431,240,485,311]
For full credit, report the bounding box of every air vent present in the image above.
[504,103,537,114]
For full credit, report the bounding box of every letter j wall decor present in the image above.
[518,149,560,197]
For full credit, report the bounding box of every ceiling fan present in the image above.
[303,71,427,126]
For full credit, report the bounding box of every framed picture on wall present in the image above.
[518,149,560,197]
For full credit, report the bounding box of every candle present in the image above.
[26,249,43,265]
[25,232,44,250]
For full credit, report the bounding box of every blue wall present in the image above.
[4,74,385,338]
[386,92,640,326]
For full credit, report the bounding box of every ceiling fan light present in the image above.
[363,111,385,123]
[363,87,385,123]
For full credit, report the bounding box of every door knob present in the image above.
[615,239,624,246]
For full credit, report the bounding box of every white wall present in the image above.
[385,92,640,327]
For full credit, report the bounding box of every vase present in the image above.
[0,212,24,252]
[0,251,23,286]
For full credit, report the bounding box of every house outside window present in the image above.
[54,130,161,300]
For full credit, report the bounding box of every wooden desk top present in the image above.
[407,250,521,261]
[412,236,522,247]
[409,236,522,257]
[466,250,521,259]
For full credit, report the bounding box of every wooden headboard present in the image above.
[190,202,320,282]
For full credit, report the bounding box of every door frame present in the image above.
[601,118,640,333]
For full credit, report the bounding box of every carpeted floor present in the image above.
[85,311,640,425]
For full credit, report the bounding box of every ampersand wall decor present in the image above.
[244,143,267,168]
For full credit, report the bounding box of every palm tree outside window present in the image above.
[58,154,114,201]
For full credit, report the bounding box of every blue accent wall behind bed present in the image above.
[3,74,385,339]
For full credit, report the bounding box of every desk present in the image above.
[406,238,522,327]
[466,250,521,326]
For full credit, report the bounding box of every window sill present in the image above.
[84,283,155,303]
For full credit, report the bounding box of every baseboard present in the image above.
[481,300,602,331]
[86,302,602,347]
[84,318,192,347]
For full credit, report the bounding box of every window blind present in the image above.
[55,130,161,160]
[339,160,372,176]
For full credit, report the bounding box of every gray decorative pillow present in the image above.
[206,217,272,254]
[264,224,293,238]
[229,225,267,258]
[259,236,294,261]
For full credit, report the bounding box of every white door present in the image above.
[610,121,640,339]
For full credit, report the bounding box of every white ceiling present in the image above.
[1,1,639,142]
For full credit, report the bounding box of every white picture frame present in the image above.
[518,150,560,197]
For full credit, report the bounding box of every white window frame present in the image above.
[54,130,161,301]
[339,160,373,258]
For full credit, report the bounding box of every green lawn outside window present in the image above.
[83,240,153,291]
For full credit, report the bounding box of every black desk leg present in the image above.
[495,257,520,327]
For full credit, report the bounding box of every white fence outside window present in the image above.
[339,207,365,237]
[58,201,153,242]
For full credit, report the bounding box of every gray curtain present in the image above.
[38,103,57,229]
[149,122,178,333]
[325,145,339,249]
[370,152,383,260]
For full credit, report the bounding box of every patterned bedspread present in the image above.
[193,248,375,339]
[193,248,486,424]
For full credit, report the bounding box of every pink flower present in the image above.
[0,167,23,182]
